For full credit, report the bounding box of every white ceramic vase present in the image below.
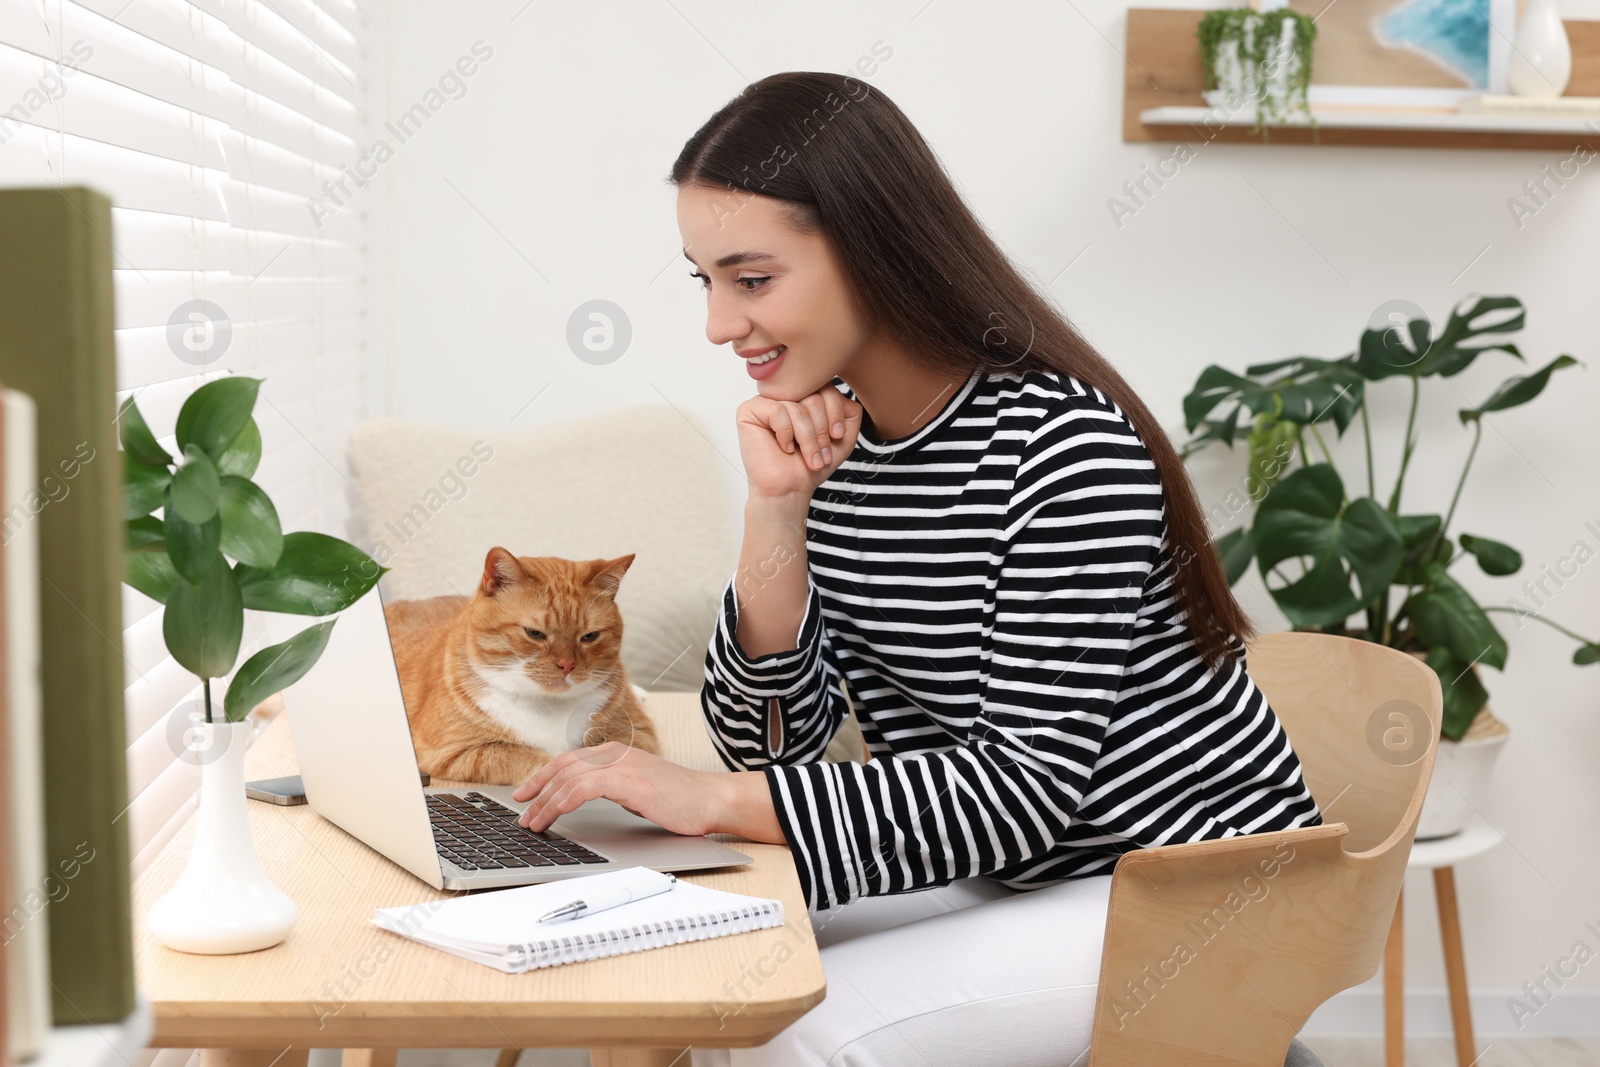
[1507,0,1572,98]
[1414,705,1510,841]
[146,719,298,954]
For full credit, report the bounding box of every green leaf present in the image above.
[126,515,165,553]
[1426,645,1489,742]
[1395,513,1441,551]
[222,619,337,723]
[1252,465,1403,629]
[1181,401,1248,456]
[1261,376,1354,428]
[1214,526,1254,585]
[216,417,262,479]
[1183,365,1259,433]
[163,551,243,679]
[1407,561,1508,672]
[1355,296,1527,381]
[1459,354,1580,423]
[234,531,388,615]
[1419,296,1525,378]
[1246,414,1300,496]
[124,452,171,520]
[162,483,222,584]
[218,476,283,568]
[1393,514,1444,585]
[117,395,172,467]
[170,444,221,524]
[1355,313,1433,380]
[1575,644,1600,666]
[1242,354,1351,377]
[175,377,261,464]
[126,547,179,603]
[1458,533,1521,577]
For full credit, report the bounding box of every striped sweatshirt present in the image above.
[700,366,1324,913]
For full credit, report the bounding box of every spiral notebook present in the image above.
[370,866,786,973]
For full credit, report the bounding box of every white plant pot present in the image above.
[1203,16,1306,119]
[146,719,298,954]
[1415,704,1510,841]
[1507,0,1572,98]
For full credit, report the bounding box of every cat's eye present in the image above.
[523,627,545,640]
[581,631,601,643]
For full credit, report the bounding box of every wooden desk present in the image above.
[131,693,825,1067]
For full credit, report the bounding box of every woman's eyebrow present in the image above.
[682,249,779,269]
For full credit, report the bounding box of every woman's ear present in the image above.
[480,546,524,597]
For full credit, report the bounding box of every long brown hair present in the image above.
[669,71,1254,671]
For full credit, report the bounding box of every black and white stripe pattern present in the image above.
[701,367,1323,913]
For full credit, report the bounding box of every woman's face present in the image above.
[676,183,872,402]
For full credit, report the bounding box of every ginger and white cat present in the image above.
[384,547,661,785]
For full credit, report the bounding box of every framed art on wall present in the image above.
[1275,0,1518,107]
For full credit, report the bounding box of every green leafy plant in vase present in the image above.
[1179,295,1594,837]
[1197,6,1319,142]
[121,376,386,953]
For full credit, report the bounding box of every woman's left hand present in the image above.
[511,743,724,836]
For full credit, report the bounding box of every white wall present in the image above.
[366,0,1600,1036]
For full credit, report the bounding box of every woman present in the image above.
[513,71,1323,1065]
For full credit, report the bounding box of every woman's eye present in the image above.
[581,631,601,643]
[687,270,769,292]
[523,627,544,640]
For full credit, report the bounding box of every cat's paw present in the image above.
[629,682,649,702]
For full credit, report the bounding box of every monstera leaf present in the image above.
[1252,464,1403,629]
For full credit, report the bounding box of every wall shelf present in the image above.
[1124,8,1600,150]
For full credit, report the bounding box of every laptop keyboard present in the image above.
[426,791,609,871]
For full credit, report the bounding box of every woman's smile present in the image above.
[744,345,786,379]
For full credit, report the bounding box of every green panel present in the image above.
[0,187,135,1024]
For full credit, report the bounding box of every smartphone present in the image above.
[244,774,307,805]
[246,771,431,805]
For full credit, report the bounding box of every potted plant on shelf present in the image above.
[122,375,386,953]
[1179,295,1595,839]
[1196,5,1320,141]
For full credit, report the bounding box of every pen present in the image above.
[536,870,677,924]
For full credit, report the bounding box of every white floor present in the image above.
[1307,1036,1600,1066]
[138,1034,1600,1066]
[286,1038,1600,1066]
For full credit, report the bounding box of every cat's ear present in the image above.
[480,546,524,598]
[589,554,636,599]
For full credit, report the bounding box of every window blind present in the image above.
[0,0,372,875]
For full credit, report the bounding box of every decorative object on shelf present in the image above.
[1508,0,1573,97]
[1178,295,1596,837]
[1284,0,1517,109]
[125,376,388,954]
[1197,6,1318,139]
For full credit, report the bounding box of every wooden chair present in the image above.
[1086,631,1443,1067]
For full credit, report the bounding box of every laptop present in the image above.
[268,582,752,891]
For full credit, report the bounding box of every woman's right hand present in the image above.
[735,382,863,502]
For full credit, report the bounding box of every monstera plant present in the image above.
[121,375,387,723]
[1180,295,1596,742]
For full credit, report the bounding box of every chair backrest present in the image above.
[1245,632,1441,855]
[346,406,738,693]
[1086,631,1441,1066]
